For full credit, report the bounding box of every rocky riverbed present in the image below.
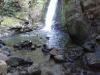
[0,27,68,75]
[0,26,100,75]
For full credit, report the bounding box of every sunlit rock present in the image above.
[0,60,7,75]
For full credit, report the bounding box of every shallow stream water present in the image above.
[0,0,69,75]
[1,0,69,64]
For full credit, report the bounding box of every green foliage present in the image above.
[0,1,21,16]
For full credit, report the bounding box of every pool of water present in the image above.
[1,28,69,63]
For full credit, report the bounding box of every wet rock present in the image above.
[0,40,6,46]
[0,44,4,48]
[82,41,96,52]
[50,48,65,62]
[42,44,52,53]
[63,62,81,74]
[83,53,100,71]
[64,46,84,62]
[50,48,61,56]
[19,71,28,75]
[7,73,12,75]
[41,67,54,75]
[36,44,41,48]
[31,45,36,50]
[13,40,36,50]
[27,64,41,75]
[7,71,20,75]
[83,53,96,65]
[0,40,6,49]
[1,46,11,56]
[0,40,11,56]
[0,53,9,61]
[9,26,33,33]
[54,55,65,63]
[96,35,100,44]
[68,22,90,44]
[6,56,33,67]
[9,26,22,32]
[46,36,50,40]
[22,27,33,33]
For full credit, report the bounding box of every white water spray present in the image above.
[43,0,58,31]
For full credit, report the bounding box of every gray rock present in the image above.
[20,71,28,75]
[27,64,41,75]
[83,53,96,65]
[42,44,52,53]
[96,35,100,44]
[83,53,100,71]
[6,56,33,67]
[41,67,54,75]
[54,55,65,63]
[64,46,84,62]
[82,41,96,52]
[50,48,65,63]
[7,71,20,75]
[50,48,61,56]
[13,40,35,50]
[36,44,41,48]
[0,40,6,46]
[0,53,8,61]
[0,44,4,48]
[1,46,11,56]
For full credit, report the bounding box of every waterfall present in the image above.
[43,0,58,31]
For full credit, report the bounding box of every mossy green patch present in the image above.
[1,16,21,27]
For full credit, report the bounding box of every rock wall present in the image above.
[61,0,100,44]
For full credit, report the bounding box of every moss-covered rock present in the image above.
[61,0,90,44]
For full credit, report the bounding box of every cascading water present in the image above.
[43,0,58,31]
[42,0,68,48]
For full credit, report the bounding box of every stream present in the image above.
[0,0,69,74]
[0,0,100,75]
[1,0,69,63]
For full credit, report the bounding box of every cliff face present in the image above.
[0,0,49,27]
[61,0,100,44]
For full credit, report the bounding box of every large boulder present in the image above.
[67,20,90,44]
[62,0,90,44]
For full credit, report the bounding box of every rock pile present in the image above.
[13,40,36,50]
